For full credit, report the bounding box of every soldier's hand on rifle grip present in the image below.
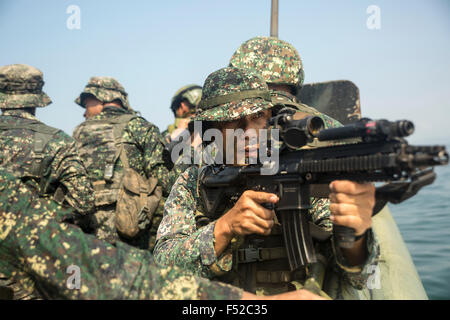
[329,181,375,253]
[221,190,278,237]
[214,191,278,257]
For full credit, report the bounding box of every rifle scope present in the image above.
[318,119,414,142]
[270,113,325,149]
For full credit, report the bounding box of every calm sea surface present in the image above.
[389,149,450,300]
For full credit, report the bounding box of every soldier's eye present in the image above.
[250,111,265,120]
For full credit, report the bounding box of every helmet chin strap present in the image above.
[102,101,122,109]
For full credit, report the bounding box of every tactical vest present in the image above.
[73,114,162,238]
[194,166,332,295]
[0,121,64,200]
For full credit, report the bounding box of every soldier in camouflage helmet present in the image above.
[0,168,324,300]
[161,84,202,146]
[229,37,304,91]
[229,36,341,130]
[75,76,131,116]
[154,67,380,298]
[0,64,95,300]
[73,76,179,251]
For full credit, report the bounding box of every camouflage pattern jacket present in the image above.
[155,94,380,292]
[0,169,242,300]
[154,165,380,294]
[0,110,95,216]
[73,106,176,194]
[73,106,178,249]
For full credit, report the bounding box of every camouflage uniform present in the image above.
[0,168,242,300]
[73,77,177,250]
[154,67,380,297]
[0,64,95,217]
[162,84,202,146]
[0,64,95,299]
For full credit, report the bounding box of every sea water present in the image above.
[390,153,450,299]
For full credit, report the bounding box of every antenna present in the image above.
[270,0,279,38]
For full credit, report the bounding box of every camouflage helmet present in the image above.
[194,67,273,122]
[0,64,52,109]
[170,84,202,115]
[229,36,305,91]
[75,76,130,110]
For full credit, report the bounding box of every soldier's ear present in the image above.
[179,101,191,115]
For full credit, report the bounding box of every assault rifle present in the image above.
[198,108,449,271]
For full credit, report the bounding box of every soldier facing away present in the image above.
[73,77,178,251]
[153,67,380,297]
[0,63,95,299]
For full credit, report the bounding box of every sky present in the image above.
[1,0,449,145]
